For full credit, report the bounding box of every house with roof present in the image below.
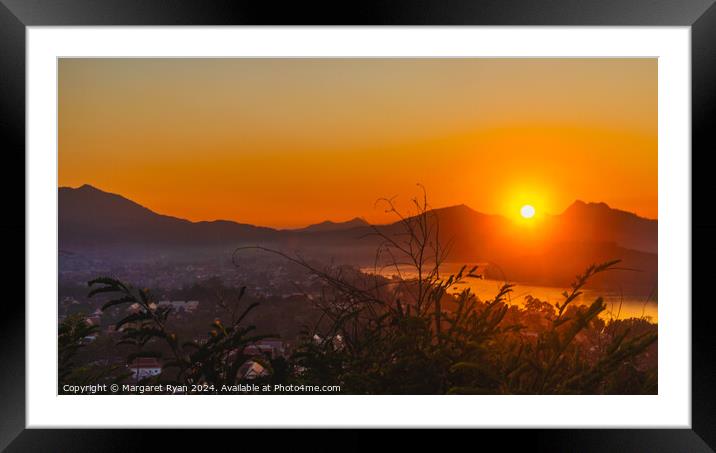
[237,360,269,380]
[127,357,162,381]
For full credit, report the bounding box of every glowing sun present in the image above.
[520,204,536,219]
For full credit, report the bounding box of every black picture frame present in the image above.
[2,1,714,450]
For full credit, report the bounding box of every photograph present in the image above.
[57,57,658,396]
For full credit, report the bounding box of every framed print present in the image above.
[2,0,715,450]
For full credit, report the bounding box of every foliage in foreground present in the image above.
[83,279,277,388]
[289,261,657,394]
[58,313,129,390]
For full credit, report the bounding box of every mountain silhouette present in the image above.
[551,200,657,254]
[358,203,657,292]
[59,185,657,291]
[292,217,369,233]
[59,184,278,248]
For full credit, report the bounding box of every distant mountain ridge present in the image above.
[58,185,657,291]
[553,200,657,254]
[59,184,277,248]
[59,184,656,251]
[291,217,369,233]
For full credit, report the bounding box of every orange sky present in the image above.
[58,58,657,228]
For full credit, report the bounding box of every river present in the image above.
[361,263,657,322]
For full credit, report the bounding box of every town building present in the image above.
[127,357,162,381]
